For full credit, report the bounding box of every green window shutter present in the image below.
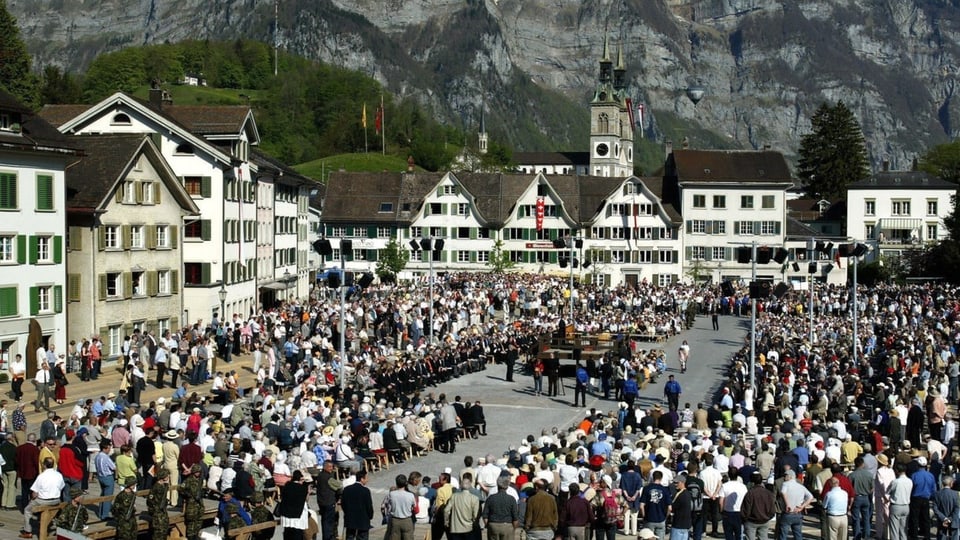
[36,175,53,210]
[686,221,692,233]
[0,173,16,209]
[652,274,660,285]
[121,225,131,249]
[753,221,760,235]
[171,270,179,294]
[653,228,660,240]
[436,186,443,197]
[53,236,62,264]
[53,286,62,313]
[98,326,110,353]
[146,226,157,249]
[67,274,81,302]
[705,221,712,234]
[685,247,692,260]
[367,226,376,238]
[70,227,83,251]
[200,176,212,198]
[170,316,179,331]
[169,225,178,248]
[367,249,378,262]
[470,228,477,240]
[775,222,782,235]
[134,181,143,204]
[154,182,161,205]
[123,272,132,299]
[704,249,712,261]
[16,235,25,264]
[147,271,158,296]
[97,227,105,251]
[726,247,733,261]
[470,252,477,263]
[98,274,107,301]
[201,263,211,284]
[28,236,37,264]
[201,220,212,241]
[29,287,38,315]
[0,287,16,316]
[441,204,448,215]
[672,251,678,262]
[549,252,558,264]
[733,221,739,235]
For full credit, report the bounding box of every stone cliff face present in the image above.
[12,0,960,168]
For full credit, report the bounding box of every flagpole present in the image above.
[380,94,385,156]
[363,103,368,154]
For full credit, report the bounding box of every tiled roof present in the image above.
[0,91,80,155]
[38,104,92,127]
[162,106,251,135]
[639,176,682,224]
[251,149,321,186]
[849,171,955,189]
[322,171,443,224]
[668,149,793,183]
[65,135,148,209]
[785,216,820,238]
[514,151,589,166]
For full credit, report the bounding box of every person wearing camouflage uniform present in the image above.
[180,464,205,540]
[53,487,88,532]
[225,503,248,538]
[249,492,276,540]
[112,477,139,540]
[148,468,170,540]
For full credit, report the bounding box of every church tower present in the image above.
[589,37,634,177]
[478,106,488,155]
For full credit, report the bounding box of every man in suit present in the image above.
[342,470,374,540]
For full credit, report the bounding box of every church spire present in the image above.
[614,41,626,91]
[599,35,613,85]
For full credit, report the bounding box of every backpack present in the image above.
[601,491,622,525]
[687,481,704,513]
[577,367,589,385]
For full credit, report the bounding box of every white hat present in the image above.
[639,529,656,540]
[157,397,165,405]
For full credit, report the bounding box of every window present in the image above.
[104,226,120,248]
[0,173,16,209]
[739,221,754,235]
[156,225,169,248]
[637,251,653,263]
[691,246,705,260]
[658,274,673,287]
[928,224,938,240]
[638,203,653,215]
[610,227,626,240]
[158,270,170,295]
[0,286,15,317]
[130,226,144,249]
[624,183,638,195]
[591,227,607,239]
[457,251,470,263]
[478,228,490,239]
[108,325,122,356]
[158,318,170,336]
[131,271,145,296]
[712,221,726,235]
[692,195,706,208]
[690,220,706,234]
[36,236,51,262]
[377,227,392,238]
[892,200,911,215]
[106,272,120,297]
[378,202,393,213]
[111,113,131,125]
[430,203,442,215]
[442,185,457,195]
[457,203,468,216]
[610,251,626,263]
[713,195,726,209]
[761,221,777,235]
[409,250,422,262]
[865,223,876,239]
[37,286,51,312]
[184,176,203,196]
[175,143,194,154]
[592,274,607,287]
[0,235,13,262]
[865,200,876,216]
[740,195,754,209]
[608,203,626,216]
[712,247,726,261]
[141,182,154,204]
[331,226,345,238]
[36,175,54,210]
[659,250,674,263]
[409,227,422,238]
[183,263,204,285]
[761,195,775,209]
[456,227,471,239]
[928,200,939,215]
[477,251,489,263]
[429,227,444,238]
[637,227,653,239]
[353,249,365,261]
[184,221,202,240]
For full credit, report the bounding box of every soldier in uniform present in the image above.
[180,464,205,540]
[249,492,276,540]
[148,468,170,539]
[225,503,248,538]
[53,486,88,532]
[112,477,139,539]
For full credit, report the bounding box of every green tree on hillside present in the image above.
[40,66,83,105]
[83,48,147,101]
[0,0,38,108]
[797,101,870,201]
[919,140,960,184]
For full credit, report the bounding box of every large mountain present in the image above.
[12,0,960,169]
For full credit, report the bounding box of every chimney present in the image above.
[681,136,690,149]
[407,155,415,172]
[763,144,771,150]
[882,160,890,172]
[149,87,164,108]
[664,140,673,159]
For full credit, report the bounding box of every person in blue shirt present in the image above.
[664,375,682,410]
[591,433,613,461]
[620,462,644,536]
[623,373,639,408]
[574,363,589,408]
[910,456,936,540]
[218,489,253,527]
[172,381,188,401]
[791,439,809,471]
[640,470,671,540]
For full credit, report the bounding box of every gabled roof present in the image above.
[162,105,260,144]
[38,104,93,128]
[848,170,955,190]
[45,92,238,167]
[785,216,821,239]
[65,134,199,215]
[667,149,793,183]
[640,176,682,224]
[322,171,445,224]
[455,173,529,227]
[251,149,320,187]
[0,90,81,157]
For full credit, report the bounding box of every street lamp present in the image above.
[338,238,352,392]
[554,234,582,321]
[840,242,869,364]
[409,237,444,344]
[217,282,227,328]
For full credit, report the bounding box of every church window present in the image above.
[598,113,609,133]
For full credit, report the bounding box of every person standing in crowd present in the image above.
[532,356,544,396]
[33,362,51,412]
[505,342,518,382]
[545,352,560,397]
[700,454,723,539]
[483,475,519,540]
[876,453,896,540]
[445,476,481,540]
[560,482,592,540]
[525,479,558,540]
[720,468,747,540]
[387,474,417,540]
[181,464,205,540]
[640,470,671,540]
[0,432,16,510]
[21,457,63,538]
[910,456,935,540]
[147,469,170,540]
[278,470,311,540]
[664,375,682,415]
[932,475,960,540]
[740,472,776,540]
[621,461,644,537]
[316,460,342,540]
[671,474,695,540]
[112,477,139,540]
[887,463,913,540]
[574,363,588,408]
[778,470,814,540]
[823,477,850,540]
[342,470,374,540]
[94,440,116,519]
[849,456,874,540]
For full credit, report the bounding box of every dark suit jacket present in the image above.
[342,482,374,530]
[278,480,309,518]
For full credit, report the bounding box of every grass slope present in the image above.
[294,153,418,182]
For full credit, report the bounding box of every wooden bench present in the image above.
[227,519,279,540]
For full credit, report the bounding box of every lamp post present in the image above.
[217,282,227,329]
[338,238,351,392]
[807,237,815,344]
[749,240,757,393]
[847,242,868,365]
[409,237,444,345]
[283,268,292,301]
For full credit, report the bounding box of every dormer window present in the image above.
[111,113,131,125]
[175,143,194,155]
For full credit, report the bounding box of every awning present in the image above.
[878,218,921,230]
[259,282,288,291]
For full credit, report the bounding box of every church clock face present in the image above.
[596,143,609,157]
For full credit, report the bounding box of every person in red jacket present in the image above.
[58,441,85,502]
[14,434,40,512]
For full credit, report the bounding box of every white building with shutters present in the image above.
[41,89,260,326]
[64,135,199,357]
[0,91,80,371]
